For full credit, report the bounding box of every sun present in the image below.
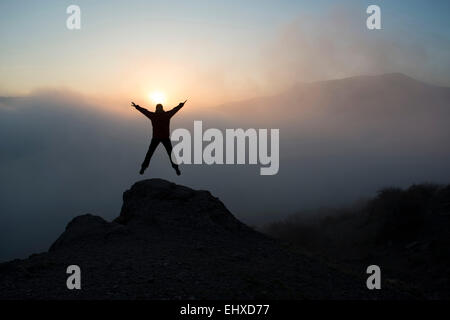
[149,91,166,105]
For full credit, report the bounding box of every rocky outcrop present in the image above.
[0,179,410,299]
[114,179,251,234]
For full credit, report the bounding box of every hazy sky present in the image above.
[1,0,450,107]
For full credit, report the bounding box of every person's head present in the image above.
[155,104,164,113]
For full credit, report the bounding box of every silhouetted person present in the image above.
[132,100,186,175]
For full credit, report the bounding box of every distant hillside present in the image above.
[263,183,450,299]
[214,73,450,215]
[218,73,450,127]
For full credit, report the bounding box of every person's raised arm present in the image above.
[167,100,187,117]
[131,102,153,119]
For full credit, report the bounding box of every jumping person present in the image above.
[131,100,187,175]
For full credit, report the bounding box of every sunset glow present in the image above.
[149,91,166,105]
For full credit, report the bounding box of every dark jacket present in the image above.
[135,104,183,139]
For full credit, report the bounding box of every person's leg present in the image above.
[140,138,160,174]
[161,138,181,175]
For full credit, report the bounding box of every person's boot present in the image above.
[173,165,181,176]
[139,166,146,175]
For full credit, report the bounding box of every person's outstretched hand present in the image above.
[131,102,139,108]
[180,100,187,106]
